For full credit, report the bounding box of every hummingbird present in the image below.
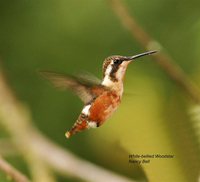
[40,50,157,139]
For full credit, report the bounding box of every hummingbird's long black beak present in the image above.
[123,50,158,61]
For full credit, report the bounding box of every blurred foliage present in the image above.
[0,171,14,182]
[0,0,200,182]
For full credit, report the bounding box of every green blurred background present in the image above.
[0,0,200,182]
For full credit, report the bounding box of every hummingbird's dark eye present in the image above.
[113,59,122,64]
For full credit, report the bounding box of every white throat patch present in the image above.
[102,61,129,87]
[101,75,114,87]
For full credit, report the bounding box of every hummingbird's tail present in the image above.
[65,131,72,139]
[65,119,89,139]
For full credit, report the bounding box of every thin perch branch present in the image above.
[0,156,30,182]
[30,130,135,182]
[108,0,200,103]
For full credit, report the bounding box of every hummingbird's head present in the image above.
[102,50,157,86]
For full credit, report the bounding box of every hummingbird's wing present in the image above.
[76,71,101,85]
[39,71,105,104]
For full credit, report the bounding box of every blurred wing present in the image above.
[39,71,103,104]
[77,71,101,85]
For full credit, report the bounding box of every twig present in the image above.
[108,0,200,103]
[0,69,136,181]
[0,156,30,182]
